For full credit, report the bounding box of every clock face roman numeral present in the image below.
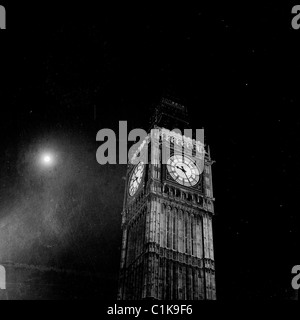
[167,155,200,187]
[129,162,144,196]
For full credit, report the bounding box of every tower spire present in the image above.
[149,96,189,132]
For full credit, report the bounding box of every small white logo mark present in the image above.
[0,265,6,290]
[292,265,300,290]
[292,5,300,30]
[0,5,6,29]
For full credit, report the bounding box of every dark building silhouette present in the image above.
[118,98,216,300]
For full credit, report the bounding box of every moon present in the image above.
[39,152,56,167]
[43,155,52,164]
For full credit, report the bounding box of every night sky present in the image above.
[0,3,299,300]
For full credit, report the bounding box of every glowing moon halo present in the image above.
[39,152,56,168]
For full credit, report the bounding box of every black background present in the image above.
[0,2,299,301]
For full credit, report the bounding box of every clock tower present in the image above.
[117,97,216,300]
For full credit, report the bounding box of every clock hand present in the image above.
[183,171,192,185]
[131,177,138,185]
[176,165,186,172]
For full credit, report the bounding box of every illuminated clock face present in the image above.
[167,155,200,186]
[129,162,144,196]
